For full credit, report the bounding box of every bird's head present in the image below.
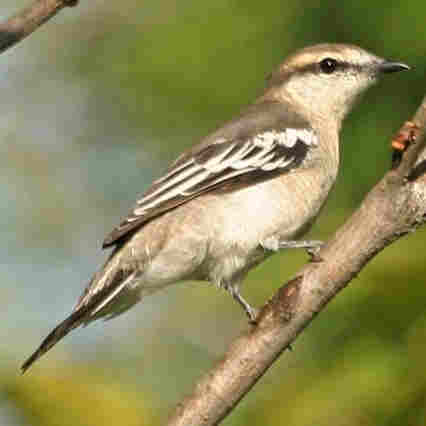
[265,43,409,125]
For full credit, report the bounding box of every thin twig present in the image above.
[0,0,78,55]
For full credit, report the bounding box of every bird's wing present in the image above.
[102,125,318,248]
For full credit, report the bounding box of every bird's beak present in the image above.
[378,60,410,74]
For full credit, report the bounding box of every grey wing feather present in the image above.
[102,126,317,248]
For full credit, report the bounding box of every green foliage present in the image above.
[3,368,153,426]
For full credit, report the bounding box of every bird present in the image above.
[21,43,409,373]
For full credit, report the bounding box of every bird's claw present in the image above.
[306,243,324,262]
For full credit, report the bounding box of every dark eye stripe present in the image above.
[292,60,362,75]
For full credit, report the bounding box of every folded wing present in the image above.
[103,127,317,248]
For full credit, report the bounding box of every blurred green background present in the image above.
[1,0,425,425]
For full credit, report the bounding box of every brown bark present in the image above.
[0,0,78,55]
[167,96,426,425]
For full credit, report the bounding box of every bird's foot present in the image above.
[306,241,324,262]
[261,237,324,262]
[227,285,259,324]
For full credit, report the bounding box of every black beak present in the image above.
[379,61,410,74]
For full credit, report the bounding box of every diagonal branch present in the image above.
[167,95,426,426]
[0,0,78,55]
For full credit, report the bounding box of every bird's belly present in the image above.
[202,169,334,285]
[126,166,336,290]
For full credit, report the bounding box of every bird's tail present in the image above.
[21,308,86,374]
[21,257,139,373]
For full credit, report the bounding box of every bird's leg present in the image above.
[261,237,324,262]
[227,284,259,324]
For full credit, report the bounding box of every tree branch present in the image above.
[0,0,78,55]
[167,95,426,426]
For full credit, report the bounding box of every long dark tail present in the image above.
[21,308,86,374]
[21,262,135,373]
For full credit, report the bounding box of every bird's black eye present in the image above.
[319,58,338,74]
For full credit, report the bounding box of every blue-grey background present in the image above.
[1,1,426,425]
